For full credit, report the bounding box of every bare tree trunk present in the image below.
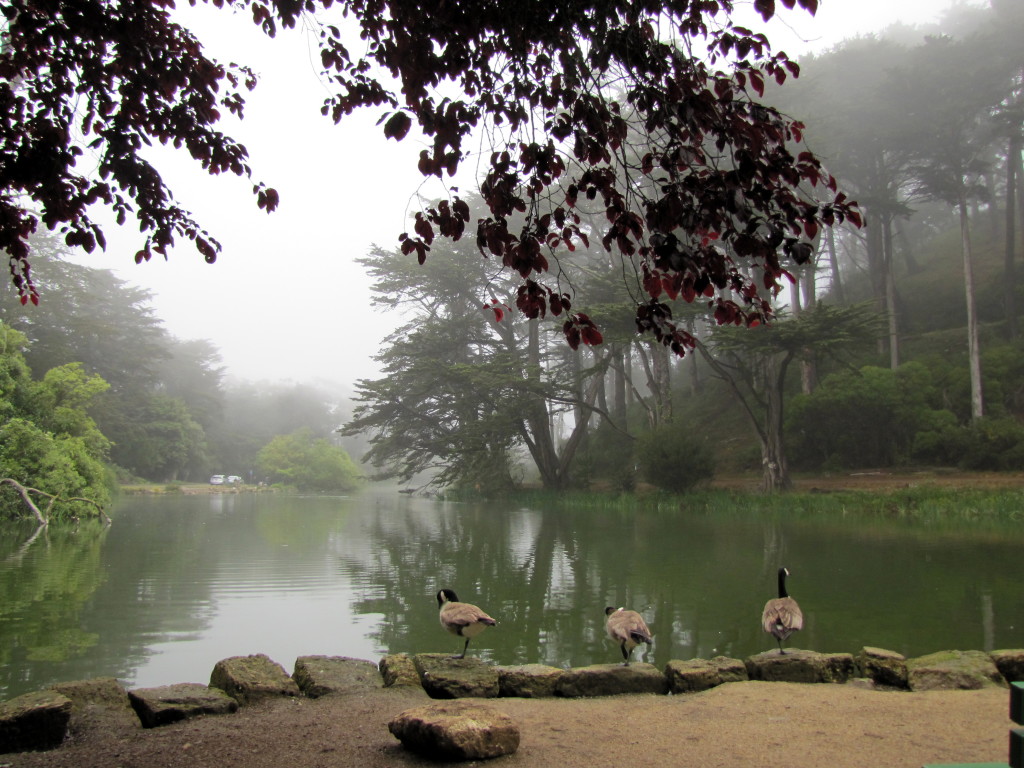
[866,211,887,358]
[883,215,900,370]
[611,343,627,430]
[651,343,672,425]
[760,355,792,493]
[523,317,562,487]
[798,261,818,394]
[1007,133,1020,340]
[825,226,845,304]
[959,189,985,422]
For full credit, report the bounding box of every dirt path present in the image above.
[3,682,1010,768]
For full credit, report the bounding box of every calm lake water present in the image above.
[1,488,1023,699]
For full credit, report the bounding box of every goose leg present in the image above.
[452,637,470,659]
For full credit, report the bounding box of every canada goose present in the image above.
[604,606,653,666]
[436,588,496,659]
[762,567,803,654]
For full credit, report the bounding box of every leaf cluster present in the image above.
[3,0,856,356]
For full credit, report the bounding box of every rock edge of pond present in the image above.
[2,647,1023,755]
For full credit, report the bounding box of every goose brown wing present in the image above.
[443,601,496,628]
[762,597,803,634]
[607,609,651,643]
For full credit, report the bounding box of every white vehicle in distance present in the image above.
[209,474,226,485]
[226,475,243,485]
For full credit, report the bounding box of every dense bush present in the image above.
[914,416,1024,470]
[635,425,715,493]
[786,362,942,469]
[575,423,636,491]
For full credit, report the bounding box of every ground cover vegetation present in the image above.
[346,2,1024,494]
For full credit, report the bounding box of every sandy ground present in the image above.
[2,681,1011,768]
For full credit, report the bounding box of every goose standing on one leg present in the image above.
[605,606,653,666]
[761,567,803,654]
[436,588,496,659]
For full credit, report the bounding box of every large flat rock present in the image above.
[855,647,909,689]
[209,654,301,705]
[665,656,748,693]
[49,677,138,735]
[555,663,668,697]
[907,650,1007,691]
[292,656,382,698]
[497,664,565,698]
[413,654,500,699]
[128,683,239,728]
[0,690,72,753]
[745,650,854,683]
[990,649,1024,683]
[389,700,520,760]
[379,653,424,689]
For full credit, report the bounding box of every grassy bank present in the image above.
[480,469,1024,522]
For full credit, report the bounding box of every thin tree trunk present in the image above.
[612,343,627,430]
[1007,133,1019,339]
[651,343,672,426]
[825,226,845,304]
[883,214,899,370]
[799,261,817,394]
[959,189,984,422]
[761,355,792,493]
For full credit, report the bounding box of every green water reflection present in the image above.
[0,490,1022,699]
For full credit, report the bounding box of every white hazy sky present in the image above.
[67,0,984,387]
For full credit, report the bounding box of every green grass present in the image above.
[482,485,1024,523]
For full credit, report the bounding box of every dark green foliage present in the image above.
[913,416,1024,471]
[635,426,715,493]
[575,423,636,492]
[787,363,944,470]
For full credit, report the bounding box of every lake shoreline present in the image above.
[121,467,1024,497]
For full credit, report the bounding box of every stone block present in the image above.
[388,700,519,760]
[496,664,565,697]
[0,690,72,753]
[128,683,239,728]
[665,656,749,694]
[555,663,668,697]
[991,649,1024,683]
[907,650,1007,691]
[49,677,138,734]
[209,653,301,705]
[380,653,423,689]
[413,654,500,699]
[745,649,842,683]
[856,647,909,689]
[292,656,381,698]
[821,652,856,683]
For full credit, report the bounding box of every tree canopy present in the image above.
[1,0,857,352]
[0,326,112,520]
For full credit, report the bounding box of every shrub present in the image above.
[635,425,715,493]
[787,362,940,469]
[912,416,1024,470]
